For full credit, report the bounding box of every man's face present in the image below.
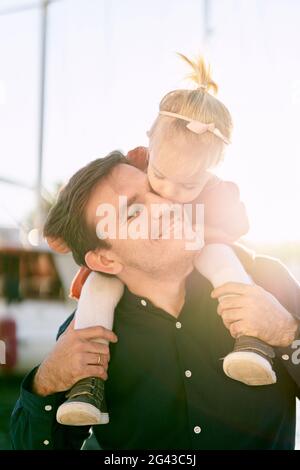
[85,163,197,278]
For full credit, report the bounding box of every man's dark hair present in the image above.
[44,151,128,266]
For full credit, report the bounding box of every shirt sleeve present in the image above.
[198,178,250,244]
[248,253,300,321]
[10,313,91,450]
[250,253,300,397]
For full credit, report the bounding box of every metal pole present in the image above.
[0,2,41,16]
[0,0,61,16]
[203,0,213,46]
[0,177,34,190]
[0,0,61,234]
[35,0,48,237]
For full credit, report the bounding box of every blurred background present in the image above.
[0,0,299,450]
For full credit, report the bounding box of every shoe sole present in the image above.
[223,351,277,386]
[56,401,109,426]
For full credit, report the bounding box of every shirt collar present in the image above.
[116,269,208,322]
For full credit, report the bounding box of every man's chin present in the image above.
[161,238,198,260]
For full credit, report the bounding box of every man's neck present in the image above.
[119,268,192,318]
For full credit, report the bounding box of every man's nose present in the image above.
[145,191,171,205]
[145,192,179,223]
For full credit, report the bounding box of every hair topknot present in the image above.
[177,53,218,95]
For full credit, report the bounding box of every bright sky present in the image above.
[0,0,300,242]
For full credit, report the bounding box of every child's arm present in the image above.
[197,177,249,244]
[194,176,252,289]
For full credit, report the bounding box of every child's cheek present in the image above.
[146,168,152,186]
[147,172,159,193]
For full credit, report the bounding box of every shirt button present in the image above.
[282,354,289,361]
[43,440,50,446]
[176,322,182,329]
[141,299,147,307]
[44,405,52,411]
[185,370,192,378]
[194,426,201,434]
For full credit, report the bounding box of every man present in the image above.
[10,151,300,450]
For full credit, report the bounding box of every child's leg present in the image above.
[194,243,252,286]
[75,272,124,332]
[195,244,276,386]
[56,273,124,426]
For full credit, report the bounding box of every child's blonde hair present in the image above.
[148,54,233,168]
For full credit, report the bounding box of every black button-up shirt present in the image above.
[10,250,300,450]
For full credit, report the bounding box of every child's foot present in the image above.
[222,336,277,386]
[56,377,109,426]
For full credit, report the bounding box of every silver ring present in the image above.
[97,353,102,365]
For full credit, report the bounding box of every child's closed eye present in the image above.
[153,170,165,180]
[182,183,200,190]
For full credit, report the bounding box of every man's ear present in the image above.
[85,249,123,275]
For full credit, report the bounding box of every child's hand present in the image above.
[46,236,70,254]
[127,146,149,172]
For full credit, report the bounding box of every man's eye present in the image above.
[128,205,143,219]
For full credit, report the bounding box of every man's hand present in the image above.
[211,282,299,347]
[32,319,118,397]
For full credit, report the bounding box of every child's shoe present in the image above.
[56,377,109,426]
[223,336,277,386]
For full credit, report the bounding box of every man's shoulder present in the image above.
[233,244,300,317]
[56,311,76,341]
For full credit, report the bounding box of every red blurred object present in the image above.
[69,266,91,300]
[0,316,17,369]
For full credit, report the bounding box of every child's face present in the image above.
[147,135,212,203]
